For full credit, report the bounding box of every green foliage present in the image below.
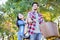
[0,0,60,38]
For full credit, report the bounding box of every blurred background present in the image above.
[0,0,60,40]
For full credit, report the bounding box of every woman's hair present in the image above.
[17,15,21,20]
[16,14,21,27]
[16,16,19,27]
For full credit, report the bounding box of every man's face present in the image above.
[32,4,39,10]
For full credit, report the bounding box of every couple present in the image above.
[17,2,44,40]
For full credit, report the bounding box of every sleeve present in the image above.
[27,13,30,18]
[18,20,25,25]
[18,20,21,25]
[26,12,32,23]
[39,14,45,24]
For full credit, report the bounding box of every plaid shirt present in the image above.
[27,11,44,35]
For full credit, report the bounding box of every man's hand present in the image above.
[27,18,32,23]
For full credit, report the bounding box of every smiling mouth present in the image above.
[34,9,37,10]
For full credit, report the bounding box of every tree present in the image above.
[0,0,60,40]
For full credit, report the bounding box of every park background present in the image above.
[0,0,60,40]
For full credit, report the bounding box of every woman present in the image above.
[16,13,25,40]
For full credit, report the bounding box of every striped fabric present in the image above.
[27,11,44,35]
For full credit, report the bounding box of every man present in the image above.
[27,2,44,40]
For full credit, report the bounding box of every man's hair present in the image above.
[32,2,39,6]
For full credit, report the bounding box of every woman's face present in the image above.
[18,14,24,19]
